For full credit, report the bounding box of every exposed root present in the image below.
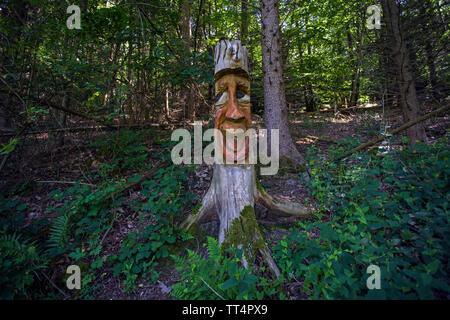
[254,180,315,219]
[259,247,281,279]
[179,184,215,230]
[222,205,281,279]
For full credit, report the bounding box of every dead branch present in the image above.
[338,104,450,160]
[0,123,182,138]
[109,161,169,199]
[36,180,95,187]
[39,98,117,130]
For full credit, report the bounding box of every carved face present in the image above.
[214,74,251,163]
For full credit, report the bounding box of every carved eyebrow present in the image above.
[216,82,227,92]
[236,81,249,90]
[236,84,249,95]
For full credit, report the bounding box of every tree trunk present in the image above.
[381,0,426,144]
[419,1,440,100]
[241,0,249,46]
[165,83,170,121]
[296,27,315,113]
[347,29,361,108]
[51,94,68,147]
[180,0,195,121]
[260,0,304,163]
[193,0,204,52]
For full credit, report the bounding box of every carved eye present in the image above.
[215,92,228,106]
[237,92,250,103]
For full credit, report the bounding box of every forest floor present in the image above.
[1,104,448,299]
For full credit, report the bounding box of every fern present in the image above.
[206,236,221,263]
[171,285,185,299]
[48,213,71,248]
[0,231,48,299]
[1,232,23,256]
[170,253,187,271]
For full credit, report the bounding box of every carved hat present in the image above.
[214,39,249,81]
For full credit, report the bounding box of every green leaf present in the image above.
[221,278,238,290]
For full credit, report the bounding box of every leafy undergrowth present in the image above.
[0,127,449,300]
[0,130,197,299]
[171,236,284,300]
[166,137,449,300]
[271,137,450,299]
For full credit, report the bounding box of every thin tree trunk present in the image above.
[347,30,361,108]
[241,0,249,45]
[381,0,426,144]
[419,1,440,100]
[165,83,170,120]
[260,0,304,163]
[193,0,204,52]
[180,0,195,121]
[305,44,316,112]
[52,94,68,147]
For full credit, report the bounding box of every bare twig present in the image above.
[38,98,117,130]
[199,276,225,300]
[0,123,178,137]
[39,270,69,299]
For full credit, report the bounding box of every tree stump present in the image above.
[180,40,315,277]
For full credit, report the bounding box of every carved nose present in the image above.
[225,98,244,120]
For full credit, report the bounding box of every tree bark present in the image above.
[260,0,304,163]
[381,0,426,144]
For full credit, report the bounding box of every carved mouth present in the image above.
[219,121,249,163]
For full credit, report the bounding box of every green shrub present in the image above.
[272,138,450,299]
[91,129,150,174]
[109,164,196,293]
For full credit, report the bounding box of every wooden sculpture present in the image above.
[180,40,314,276]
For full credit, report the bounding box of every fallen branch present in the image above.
[291,104,382,115]
[36,180,95,187]
[109,161,169,199]
[41,98,117,130]
[29,94,116,130]
[0,123,182,138]
[337,104,450,160]
[39,269,69,299]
